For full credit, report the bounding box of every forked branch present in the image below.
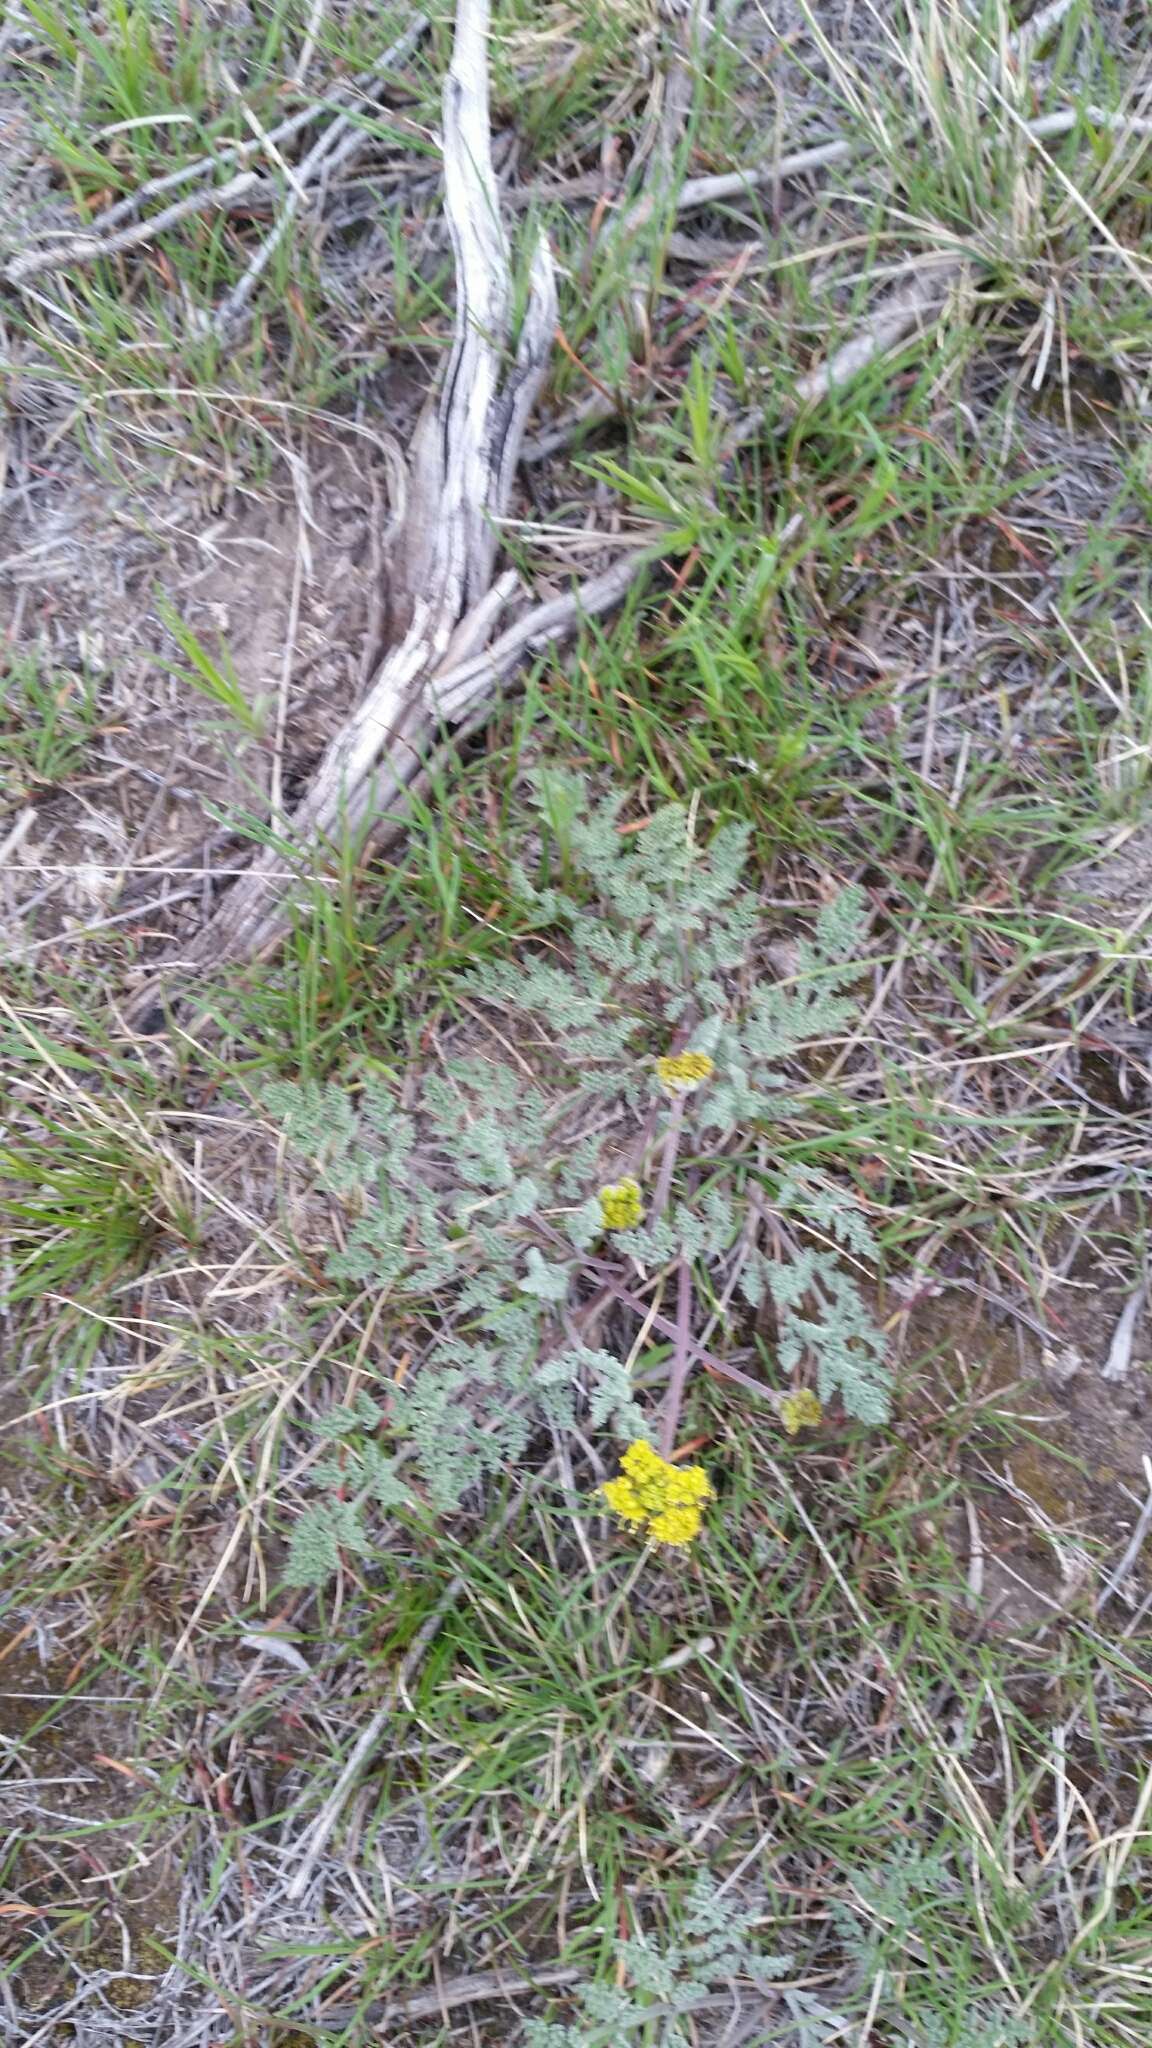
[130,0,559,1006]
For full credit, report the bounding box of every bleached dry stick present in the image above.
[748,252,963,422]
[1012,0,1078,58]
[674,135,852,213]
[210,17,428,338]
[1096,1456,1152,1612]
[1100,1285,1147,1383]
[283,1572,461,1901]
[283,1448,547,1900]
[292,0,329,89]
[526,255,963,467]
[131,263,963,1005]
[3,22,429,288]
[3,167,270,284]
[128,0,557,1010]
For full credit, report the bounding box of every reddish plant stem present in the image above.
[578,1262,765,1394]
[659,1256,694,1457]
[650,1091,686,1223]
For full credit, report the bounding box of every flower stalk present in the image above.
[659,1255,695,1457]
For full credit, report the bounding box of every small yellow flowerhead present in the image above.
[598,1178,644,1232]
[600,1439,713,1548]
[656,1050,715,1096]
[779,1388,823,1435]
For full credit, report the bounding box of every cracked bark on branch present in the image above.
[128,0,563,1010]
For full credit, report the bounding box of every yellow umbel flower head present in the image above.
[656,1050,715,1096]
[600,1439,713,1548]
[779,1388,823,1435]
[598,1178,644,1231]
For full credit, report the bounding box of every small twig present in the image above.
[727,253,964,452]
[3,24,430,289]
[270,456,311,831]
[370,1965,583,2025]
[211,17,428,338]
[292,0,329,87]
[0,11,26,79]
[524,254,964,466]
[221,63,312,201]
[1096,1459,1152,1613]
[268,1968,586,2031]
[3,168,268,284]
[1100,1285,1147,1383]
[964,1494,985,1610]
[659,1257,695,1457]
[1012,0,1078,57]
[6,886,203,961]
[521,393,619,463]
[284,1577,458,1900]
[675,135,851,213]
[270,493,309,833]
[0,806,36,871]
[284,1478,531,1901]
[1030,105,1152,144]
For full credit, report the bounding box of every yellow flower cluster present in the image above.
[601,1439,713,1548]
[779,1388,823,1435]
[598,1177,644,1231]
[656,1050,715,1095]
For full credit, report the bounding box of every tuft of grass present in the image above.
[0,650,103,806]
[0,1044,195,1307]
[156,592,268,736]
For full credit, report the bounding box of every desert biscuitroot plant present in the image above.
[522,1871,795,2047]
[524,1857,1034,2046]
[267,775,887,1582]
[525,1856,1036,2048]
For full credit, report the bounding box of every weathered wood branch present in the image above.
[129,0,565,1006]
